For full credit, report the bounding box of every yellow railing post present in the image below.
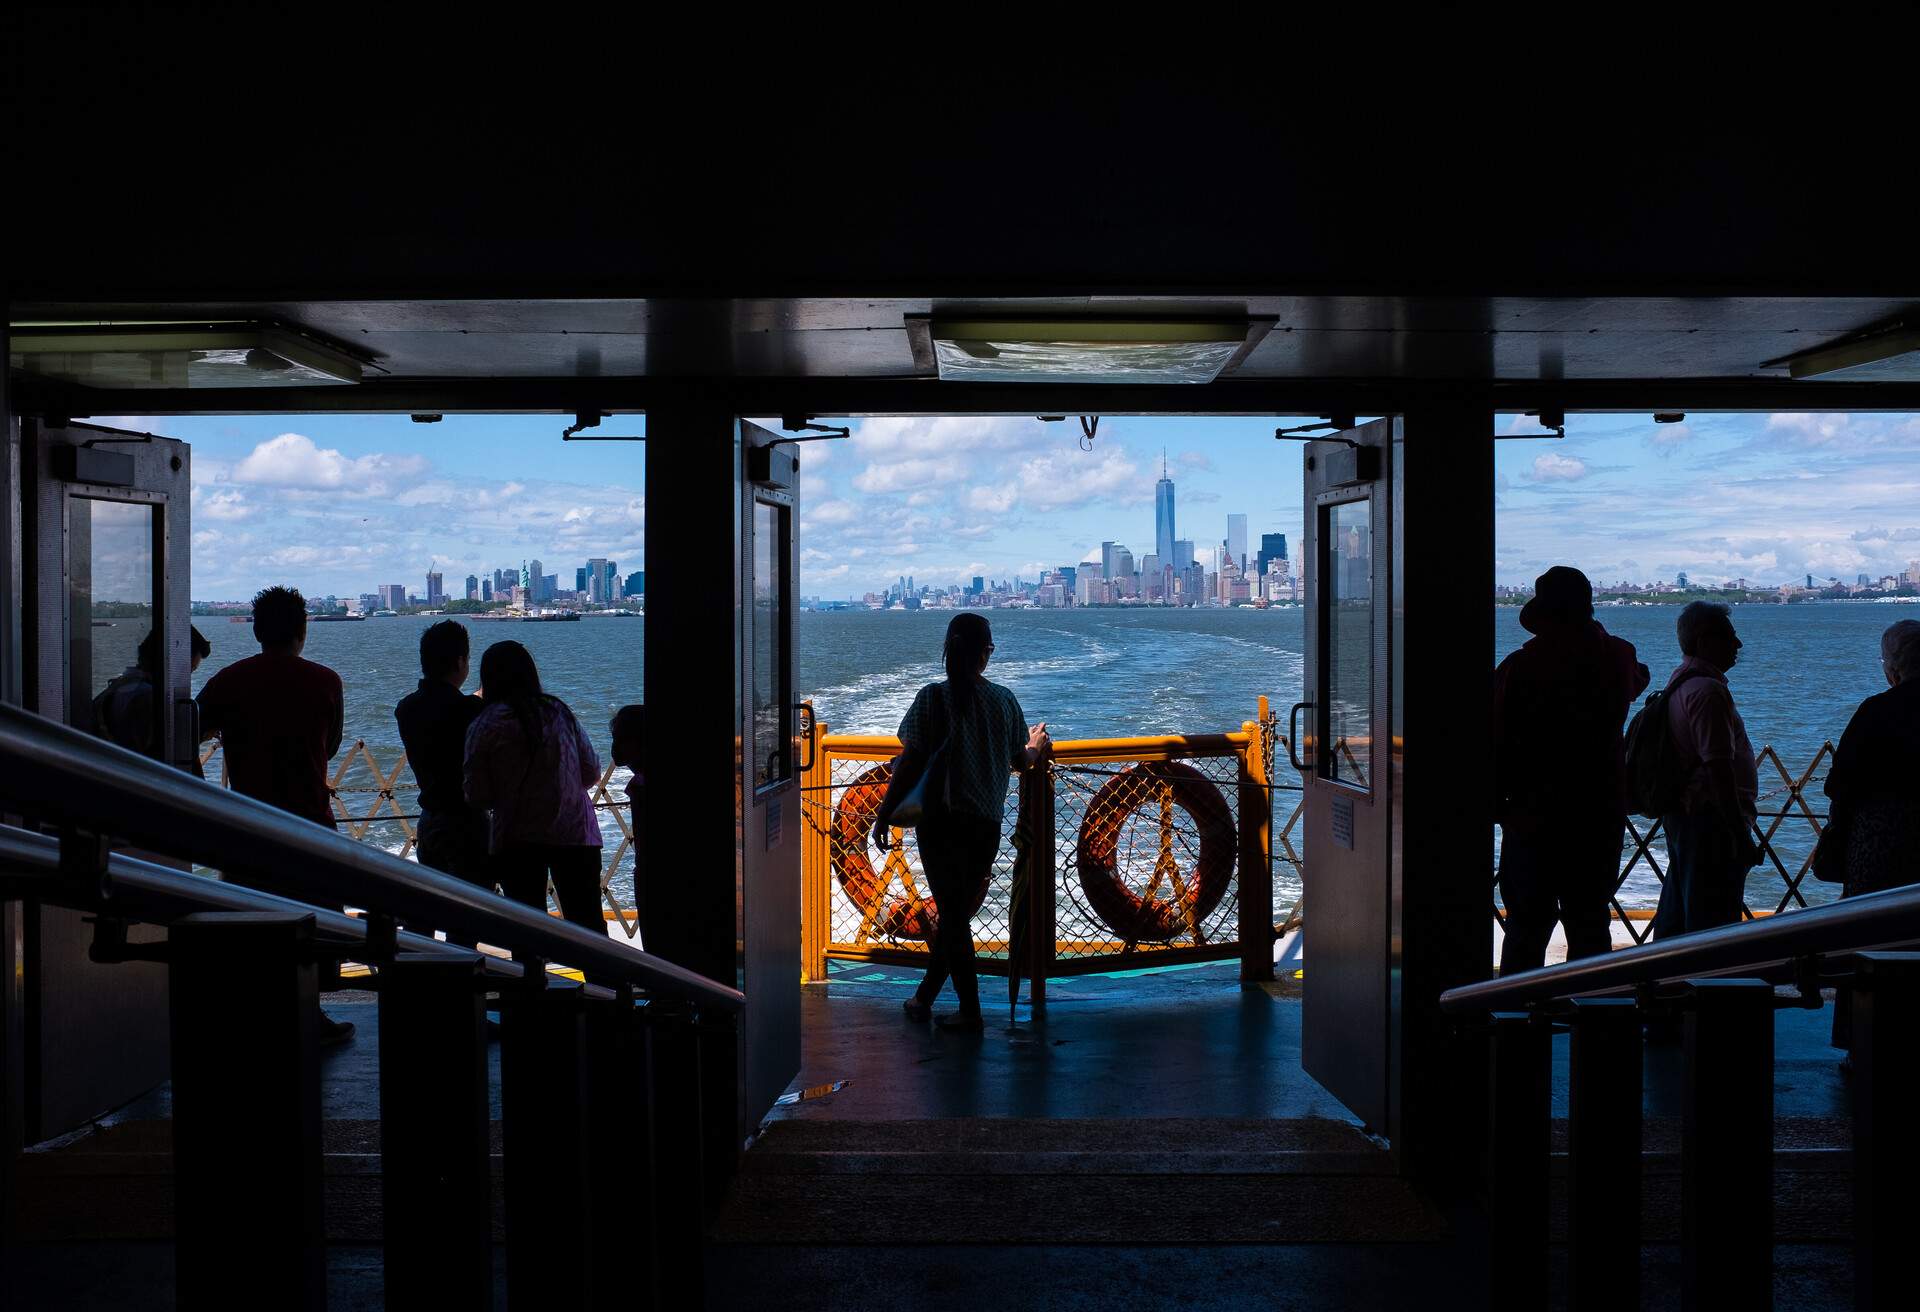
[799,707,830,983]
[1239,703,1275,982]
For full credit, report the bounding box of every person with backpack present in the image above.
[1492,567,1649,973]
[871,614,1051,1032]
[1645,601,1762,939]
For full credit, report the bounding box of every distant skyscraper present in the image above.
[529,559,545,603]
[1226,515,1248,571]
[625,570,645,597]
[586,557,609,604]
[425,570,445,606]
[1257,532,1288,578]
[465,573,480,600]
[378,583,406,611]
[481,579,493,602]
[576,566,588,593]
[1154,454,1176,567]
[1172,539,1195,571]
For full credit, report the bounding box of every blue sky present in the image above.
[107,410,1920,600]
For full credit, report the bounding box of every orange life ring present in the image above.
[831,764,989,941]
[1076,761,1235,942]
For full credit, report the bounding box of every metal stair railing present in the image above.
[1440,882,1920,1312]
[0,700,733,1311]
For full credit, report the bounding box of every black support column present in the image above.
[169,912,324,1312]
[379,952,493,1310]
[501,974,593,1308]
[1852,952,1920,1312]
[642,406,744,1202]
[1486,1011,1550,1311]
[1681,978,1773,1310]
[1567,997,1642,1311]
[1392,403,1495,1184]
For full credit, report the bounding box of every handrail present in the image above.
[0,702,741,1011]
[1440,880,1920,1012]
[0,822,523,974]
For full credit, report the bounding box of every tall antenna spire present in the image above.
[1161,448,1167,478]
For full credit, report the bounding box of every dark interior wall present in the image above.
[4,14,1915,302]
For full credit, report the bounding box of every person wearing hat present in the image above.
[1493,566,1651,973]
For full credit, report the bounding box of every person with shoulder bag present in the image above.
[1819,620,1920,1055]
[872,614,1050,1032]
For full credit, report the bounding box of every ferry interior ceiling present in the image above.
[4,27,1918,1311]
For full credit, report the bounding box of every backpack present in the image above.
[1622,670,1712,818]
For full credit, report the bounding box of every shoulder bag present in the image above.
[888,683,953,829]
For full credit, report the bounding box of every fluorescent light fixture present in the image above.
[1768,323,1920,382]
[927,319,1254,384]
[9,320,364,388]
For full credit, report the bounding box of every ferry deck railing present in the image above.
[798,699,1295,1000]
[1439,883,1920,1312]
[0,700,737,1312]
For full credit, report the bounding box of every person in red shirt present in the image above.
[197,585,352,1045]
[198,586,344,830]
[1492,567,1650,973]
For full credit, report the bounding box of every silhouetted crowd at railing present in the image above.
[101,586,653,1047]
[1493,566,1920,1022]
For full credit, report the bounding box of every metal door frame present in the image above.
[1299,417,1396,1132]
[737,421,802,1134]
[13,420,192,1143]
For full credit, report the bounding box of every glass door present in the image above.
[1299,418,1395,1132]
[21,420,192,1142]
[738,421,802,1132]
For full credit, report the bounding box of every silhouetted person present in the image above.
[196,586,352,1045]
[198,587,344,829]
[1493,567,1649,973]
[95,625,211,761]
[463,641,605,936]
[609,704,649,943]
[1649,602,1761,939]
[1824,620,1920,1053]
[873,614,1051,1032]
[396,621,490,942]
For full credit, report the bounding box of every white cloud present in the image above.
[231,432,428,492]
[965,484,1018,514]
[194,487,254,521]
[1528,452,1589,482]
[852,457,963,495]
[1646,422,1692,451]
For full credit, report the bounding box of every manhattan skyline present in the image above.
[97,411,1920,598]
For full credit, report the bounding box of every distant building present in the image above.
[1226,515,1248,572]
[576,566,588,593]
[378,583,406,611]
[481,579,493,602]
[625,570,645,597]
[1099,541,1118,579]
[465,573,480,600]
[358,593,381,614]
[1155,456,1176,566]
[425,571,445,606]
[529,559,546,603]
[1257,532,1288,578]
[1172,539,1195,571]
